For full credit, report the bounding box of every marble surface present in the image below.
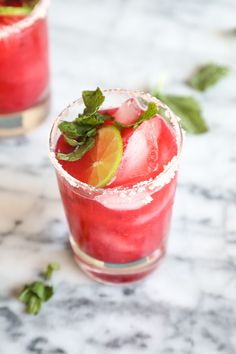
[1,0,236,353]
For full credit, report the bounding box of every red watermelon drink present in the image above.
[0,0,49,136]
[49,88,183,284]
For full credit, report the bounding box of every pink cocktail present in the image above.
[0,0,49,136]
[50,89,183,284]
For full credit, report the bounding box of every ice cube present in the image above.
[156,117,177,174]
[109,116,161,187]
[113,98,143,125]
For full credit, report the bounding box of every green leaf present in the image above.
[0,6,31,15]
[19,286,32,304]
[43,262,60,280]
[76,114,104,126]
[58,121,81,138]
[154,92,208,134]
[43,286,54,301]
[95,113,114,122]
[59,121,94,138]
[76,113,112,127]
[30,282,47,300]
[82,87,105,115]
[85,127,97,137]
[114,102,158,129]
[133,102,158,128]
[186,63,229,92]
[64,135,80,147]
[57,137,95,162]
[26,295,42,315]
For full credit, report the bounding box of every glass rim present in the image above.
[0,0,49,39]
[49,88,184,197]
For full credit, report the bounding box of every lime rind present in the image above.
[0,6,32,16]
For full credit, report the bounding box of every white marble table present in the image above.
[1,0,236,353]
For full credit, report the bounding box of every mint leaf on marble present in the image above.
[19,286,32,304]
[26,295,42,315]
[153,91,208,134]
[186,63,229,92]
[18,263,59,315]
[43,262,60,280]
[19,282,53,315]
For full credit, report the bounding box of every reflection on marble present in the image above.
[1,0,236,353]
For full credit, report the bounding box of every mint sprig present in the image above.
[43,262,60,280]
[57,88,158,162]
[18,263,60,315]
[57,88,110,162]
[186,63,229,92]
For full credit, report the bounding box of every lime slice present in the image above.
[86,126,123,188]
[0,6,31,16]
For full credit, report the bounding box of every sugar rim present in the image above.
[49,88,184,198]
[0,0,49,39]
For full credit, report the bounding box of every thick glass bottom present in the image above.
[0,95,50,137]
[70,235,165,284]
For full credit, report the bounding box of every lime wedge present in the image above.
[0,6,31,16]
[85,126,123,188]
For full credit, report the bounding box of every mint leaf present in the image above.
[76,114,104,127]
[30,282,47,300]
[76,113,112,126]
[186,63,229,92]
[59,121,95,138]
[154,92,208,134]
[58,121,82,138]
[114,102,158,129]
[43,286,54,301]
[57,88,115,162]
[57,137,95,162]
[26,295,41,316]
[18,262,59,315]
[86,127,97,137]
[18,286,32,304]
[82,88,105,115]
[64,135,80,147]
[43,262,60,280]
[133,102,158,128]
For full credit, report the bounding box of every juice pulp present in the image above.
[0,4,49,114]
[55,101,178,283]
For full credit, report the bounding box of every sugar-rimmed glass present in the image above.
[0,0,50,136]
[49,89,183,284]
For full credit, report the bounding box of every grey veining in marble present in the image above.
[1,0,236,353]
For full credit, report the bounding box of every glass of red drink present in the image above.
[49,89,183,284]
[0,0,49,136]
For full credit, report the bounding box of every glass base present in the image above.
[0,96,50,137]
[69,235,165,284]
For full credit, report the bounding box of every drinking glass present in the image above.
[0,0,50,136]
[49,89,183,284]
